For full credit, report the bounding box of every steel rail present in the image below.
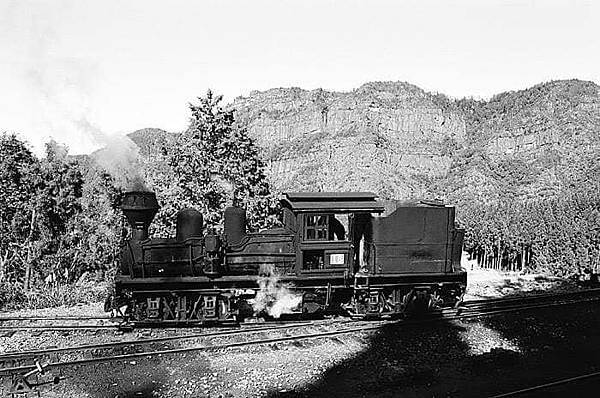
[441,293,600,317]
[0,325,386,374]
[0,319,341,361]
[449,296,600,320]
[488,370,600,397]
[463,287,600,305]
[0,316,112,321]
[0,315,353,333]
[2,295,600,375]
[0,324,118,331]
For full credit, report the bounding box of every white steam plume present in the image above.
[11,2,148,190]
[88,126,148,192]
[252,264,303,318]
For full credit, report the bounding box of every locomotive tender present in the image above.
[111,191,467,325]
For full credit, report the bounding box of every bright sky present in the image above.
[1,0,598,154]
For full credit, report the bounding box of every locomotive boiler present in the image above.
[109,191,467,325]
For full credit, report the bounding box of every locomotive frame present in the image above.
[109,191,467,325]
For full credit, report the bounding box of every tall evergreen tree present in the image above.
[148,91,279,237]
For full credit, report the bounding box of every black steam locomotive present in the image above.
[108,191,466,325]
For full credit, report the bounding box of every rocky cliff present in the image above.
[447,80,600,204]
[232,79,600,203]
[127,79,600,203]
[233,82,466,199]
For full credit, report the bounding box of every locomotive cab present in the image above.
[281,193,466,317]
[279,192,384,277]
[299,213,350,271]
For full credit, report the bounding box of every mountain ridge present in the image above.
[127,79,600,204]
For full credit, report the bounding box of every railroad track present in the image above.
[2,289,600,377]
[0,315,312,332]
[0,316,329,333]
[0,315,112,321]
[461,294,600,311]
[1,287,599,333]
[0,318,377,374]
[0,317,120,332]
[465,287,600,306]
[489,370,600,397]
[0,318,343,363]
[0,324,118,332]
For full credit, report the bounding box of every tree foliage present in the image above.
[459,184,600,277]
[147,90,279,237]
[1,134,120,305]
[53,163,121,282]
[0,133,39,284]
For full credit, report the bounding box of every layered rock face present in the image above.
[126,79,600,203]
[233,82,466,199]
[468,80,600,156]
[234,80,600,202]
[448,80,600,203]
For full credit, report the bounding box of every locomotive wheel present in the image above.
[344,290,389,319]
[403,290,435,318]
[301,292,326,316]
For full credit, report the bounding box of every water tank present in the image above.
[176,208,204,241]
[224,206,246,246]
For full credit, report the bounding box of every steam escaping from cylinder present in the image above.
[252,264,303,318]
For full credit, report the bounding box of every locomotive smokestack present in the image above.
[121,191,160,241]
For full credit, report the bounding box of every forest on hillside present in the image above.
[445,80,600,276]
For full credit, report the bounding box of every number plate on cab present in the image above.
[329,253,345,265]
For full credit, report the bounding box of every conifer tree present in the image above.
[148,90,279,237]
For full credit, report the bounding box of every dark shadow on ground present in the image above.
[24,352,212,398]
[266,283,600,398]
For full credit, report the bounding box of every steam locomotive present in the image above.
[108,191,467,325]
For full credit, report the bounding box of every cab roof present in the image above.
[281,192,385,213]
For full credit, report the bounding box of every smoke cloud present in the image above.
[7,1,149,190]
[22,17,104,155]
[90,129,149,192]
[252,264,303,318]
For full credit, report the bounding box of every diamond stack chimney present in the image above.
[121,191,159,241]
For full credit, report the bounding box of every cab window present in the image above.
[304,215,329,241]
